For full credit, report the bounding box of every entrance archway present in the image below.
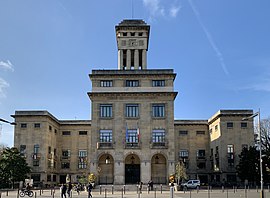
[125,154,140,184]
[151,154,167,184]
[98,154,114,184]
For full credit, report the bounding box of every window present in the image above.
[62,150,71,159]
[48,146,51,154]
[197,149,206,158]
[152,129,165,143]
[79,131,87,135]
[49,125,52,131]
[54,129,57,134]
[179,130,188,135]
[152,80,165,87]
[126,129,139,143]
[61,162,70,169]
[123,32,127,36]
[138,32,143,36]
[31,174,41,183]
[126,104,139,117]
[152,104,165,117]
[215,125,218,131]
[20,145,26,154]
[242,144,248,149]
[227,122,233,128]
[99,129,112,142]
[179,150,189,158]
[131,32,135,36]
[21,123,27,128]
[100,80,113,87]
[53,175,56,182]
[33,160,39,166]
[227,145,234,166]
[126,80,139,87]
[62,131,71,135]
[47,175,51,182]
[196,131,205,135]
[34,123,41,128]
[100,104,112,118]
[209,129,213,134]
[78,150,87,169]
[79,150,87,157]
[34,144,39,154]
[241,122,247,128]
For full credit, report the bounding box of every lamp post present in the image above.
[243,109,264,198]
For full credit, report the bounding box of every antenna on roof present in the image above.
[131,0,134,19]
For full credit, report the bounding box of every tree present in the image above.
[175,161,187,185]
[0,147,31,189]
[260,118,270,153]
[236,146,260,185]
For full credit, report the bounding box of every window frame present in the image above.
[152,104,165,118]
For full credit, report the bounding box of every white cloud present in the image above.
[170,5,181,18]
[0,60,14,72]
[143,0,181,21]
[0,78,10,98]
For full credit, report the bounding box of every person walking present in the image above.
[60,183,67,198]
[67,182,72,198]
[87,183,93,198]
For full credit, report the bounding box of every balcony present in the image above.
[97,142,113,149]
[125,142,140,149]
[150,141,168,149]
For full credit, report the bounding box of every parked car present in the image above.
[181,180,200,189]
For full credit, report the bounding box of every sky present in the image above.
[0,0,270,147]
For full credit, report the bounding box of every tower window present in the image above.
[152,80,165,87]
[131,32,135,36]
[126,80,139,87]
[123,32,127,36]
[139,32,143,36]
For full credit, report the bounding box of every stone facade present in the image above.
[12,19,255,186]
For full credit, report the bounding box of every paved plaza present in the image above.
[0,187,269,198]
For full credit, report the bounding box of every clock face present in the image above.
[129,39,137,47]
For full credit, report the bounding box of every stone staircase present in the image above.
[93,184,171,192]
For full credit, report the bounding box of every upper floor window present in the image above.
[99,129,112,142]
[126,129,139,143]
[123,32,127,36]
[21,123,27,128]
[197,149,206,158]
[215,125,218,131]
[196,131,205,135]
[241,122,247,128]
[152,129,165,143]
[34,144,39,154]
[20,145,26,154]
[227,122,233,128]
[126,104,139,117]
[34,123,41,128]
[78,150,87,157]
[62,150,71,158]
[62,131,71,135]
[179,150,189,158]
[79,131,87,135]
[100,80,113,87]
[152,104,165,118]
[130,32,135,36]
[126,80,139,87]
[61,162,70,169]
[179,130,188,135]
[100,104,112,118]
[138,32,143,36]
[152,80,165,87]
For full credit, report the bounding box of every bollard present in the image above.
[189,190,191,198]
[222,186,224,193]
[71,190,72,198]
[40,189,41,196]
[137,185,139,194]
[197,186,199,193]
[170,187,174,198]
[124,185,126,194]
[245,187,247,198]
[6,190,8,196]
[17,189,19,198]
[34,192,36,198]
[0,192,1,198]
[100,185,102,195]
[160,184,162,194]
[138,189,140,198]
[112,185,114,194]
[154,187,157,198]
[148,186,149,194]
[208,187,210,198]
[51,188,53,195]
[268,185,270,192]
[233,186,235,193]
[52,191,55,198]
[256,186,258,192]
[227,188,228,198]
[105,188,107,198]
[121,188,124,198]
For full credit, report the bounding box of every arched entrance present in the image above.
[98,154,114,184]
[151,154,167,184]
[125,154,140,184]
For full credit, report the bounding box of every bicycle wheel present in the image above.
[19,191,25,197]
[28,191,34,197]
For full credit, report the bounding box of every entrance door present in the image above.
[125,164,140,184]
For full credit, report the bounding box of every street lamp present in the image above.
[242,109,264,198]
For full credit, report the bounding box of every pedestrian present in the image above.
[87,183,93,198]
[138,181,143,193]
[67,182,72,198]
[60,183,67,198]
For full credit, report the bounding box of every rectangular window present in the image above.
[227,122,233,128]
[20,145,26,154]
[78,150,87,169]
[241,122,247,128]
[100,80,113,87]
[47,175,51,182]
[227,144,234,166]
[100,104,112,118]
[197,149,206,158]
[152,80,165,87]
[61,162,70,169]
[79,131,88,135]
[152,104,165,117]
[48,146,51,154]
[215,125,218,131]
[126,129,139,143]
[34,144,39,154]
[49,125,52,131]
[179,130,188,135]
[34,123,41,128]
[196,131,205,135]
[99,129,112,142]
[21,123,27,128]
[78,150,87,157]
[33,160,39,166]
[62,131,71,135]
[209,129,213,134]
[152,129,165,143]
[62,150,71,159]
[126,104,139,117]
[53,175,56,182]
[227,144,234,153]
[126,80,139,87]
[179,150,189,158]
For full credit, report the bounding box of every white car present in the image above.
[181,180,200,189]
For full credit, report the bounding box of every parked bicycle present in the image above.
[19,189,33,197]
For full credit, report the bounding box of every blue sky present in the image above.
[1,0,270,147]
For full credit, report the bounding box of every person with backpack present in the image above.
[87,183,93,198]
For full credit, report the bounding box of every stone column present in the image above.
[142,49,147,69]
[118,50,123,70]
[114,161,125,184]
[134,49,139,70]
[127,49,131,70]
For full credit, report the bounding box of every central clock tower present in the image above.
[115,19,150,70]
